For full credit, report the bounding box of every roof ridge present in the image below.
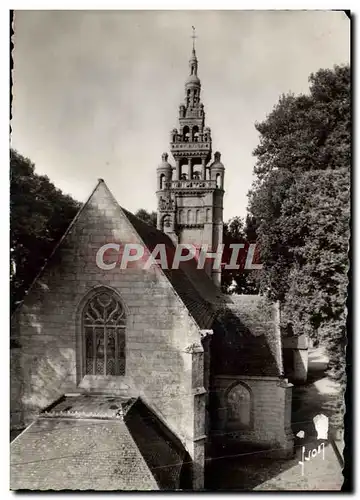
[12,178,218,332]
[99,184,209,331]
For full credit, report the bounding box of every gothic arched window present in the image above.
[226,382,252,429]
[160,174,165,190]
[195,209,201,224]
[162,214,171,229]
[192,126,199,142]
[187,209,193,224]
[82,289,126,376]
[183,126,190,142]
[216,173,222,189]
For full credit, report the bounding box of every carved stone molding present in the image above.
[158,196,176,211]
[184,342,203,353]
[41,408,125,420]
[200,329,213,340]
[172,189,216,196]
[176,223,203,229]
[165,180,216,190]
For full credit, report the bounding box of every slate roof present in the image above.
[120,206,283,375]
[124,398,192,490]
[10,418,158,491]
[10,394,189,491]
[211,295,283,377]
[11,177,228,331]
[122,207,229,329]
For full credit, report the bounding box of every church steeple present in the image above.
[187,27,199,85]
[185,47,201,108]
[172,31,211,177]
[156,30,225,287]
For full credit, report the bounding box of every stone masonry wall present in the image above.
[212,375,293,457]
[11,182,206,487]
[10,347,23,429]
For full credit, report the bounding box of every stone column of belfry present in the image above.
[176,159,181,181]
[209,152,225,287]
[156,153,179,245]
[187,158,192,180]
[157,33,225,288]
[201,158,206,180]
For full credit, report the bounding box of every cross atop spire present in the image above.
[191,26,197,52]
[187,27,199,82]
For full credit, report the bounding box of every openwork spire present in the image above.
[187,27,200,86]
[191,26,197,53]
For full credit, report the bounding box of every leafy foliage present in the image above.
[221,215,260,295]
[134,208,157,227]
[10,149,81,311]
[248,65,350,384]
[135,208,260,295]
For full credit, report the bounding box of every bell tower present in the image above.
[156,31,225,287]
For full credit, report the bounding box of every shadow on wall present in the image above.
[210,308,280,379]
[207,307,285,458]
[125,398,193,490]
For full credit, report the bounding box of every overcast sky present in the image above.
[11,10,350,220]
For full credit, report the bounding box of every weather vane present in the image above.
[191,26,197,50]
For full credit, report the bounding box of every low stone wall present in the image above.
[282,334,309,383]
[211,375,294,458]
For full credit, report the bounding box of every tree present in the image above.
[135,208,260,295]
[10,149,81,311]
[221,215,260,295]
[134,208,157,227]
[248,64,350,385]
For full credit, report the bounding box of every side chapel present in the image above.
[10,38,294,490]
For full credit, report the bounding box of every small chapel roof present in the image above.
[211,295,283,377]
[10,395,189,491]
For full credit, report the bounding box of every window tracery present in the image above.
[82,289,126,376]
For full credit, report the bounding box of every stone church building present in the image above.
[10,44,294,490]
